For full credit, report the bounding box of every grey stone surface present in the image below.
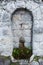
[19,60,28,65]
[0,59,3,65]
[0,0,43,56]
[38,59,43,65]
[0,58,10,65]
[4,60,10,65]
[30,61,39,65]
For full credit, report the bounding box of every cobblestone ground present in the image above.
[0,58,29,65]
[0,59,43,65]
[0,59,10,65]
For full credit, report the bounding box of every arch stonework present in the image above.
[0,0,43,56]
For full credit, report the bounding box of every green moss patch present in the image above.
[12,48,32,59]
[10,62,20,65]
[33,56,43,62]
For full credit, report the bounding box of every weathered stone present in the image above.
[0,60,3,65]
[26,1,39,11]
[39,59,43,65]
[0,0,43,57]
[33,20,43,31]
[33,29,43,34]
[0,37,13,56]
[12,30,22,37]
[15,1,25,8]
[0,26,12,37]
[33,8,42,20]
[13,37,19,43]
[23,30,31,37]
[39,42,43,50]
[20,60,28,65]
[0,58,10,65]
[25,37,31,43]
[4,60,10,65]
[33,34,43,42]
[30,54,35,62]
[33,42,39,50]
[3,1,15,13]
[30,61,39,65]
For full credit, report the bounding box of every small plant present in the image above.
[10,62,19,65]
[33,56,40,62]
[12,47,32,59]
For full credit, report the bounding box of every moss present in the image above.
[33,56,40,62]
[33,56,43,62]
[10,62,20,65]
[12,47,32,59]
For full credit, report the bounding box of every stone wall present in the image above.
[0,0,43,56]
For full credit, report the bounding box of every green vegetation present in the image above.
[12,48,32,59]
[33,56,40,62]
[33,56,43,62]
[10,62,20,65]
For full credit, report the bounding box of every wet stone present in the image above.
[4,60,10,65]
[39,59,43,65]
[33,28,43,34]
[30,61,39,65]
[0,58,10,65]
[19,60,28,65]
[0,60,3,65]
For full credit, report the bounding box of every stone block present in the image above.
[12,24,21,30]
[26,1,32,10]
[33,42,40,50]
[4,1,15,13]
[4,59,10,65]
[39,42,43,50]
[1,11,11,26]
[22,24,32,30]
[13,42,19,48]
[2,12,10,22]
[13,37,19,43]
[0,37,13,56]
[30,61,39,65]
[12,30,22,37]
[0,26,12,37]
[33,34,43,42]
[25,37,31,43]
[23,30,31,37]
[33,44,43,56]
[31,1,39,11]
[33,28,43,34]
[25,42,31,48]
[39,59,43,65]
[15,1,25,8]
[40,5,43,13]
[33,20,43,30]
[33,7,42,20]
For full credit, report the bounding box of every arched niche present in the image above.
[11,8,33,50]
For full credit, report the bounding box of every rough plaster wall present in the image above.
[0,0,43,56]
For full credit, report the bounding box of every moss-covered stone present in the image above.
[33,56,43,62]
[10,62,20,65]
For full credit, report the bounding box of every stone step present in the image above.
[0,56,10,65]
